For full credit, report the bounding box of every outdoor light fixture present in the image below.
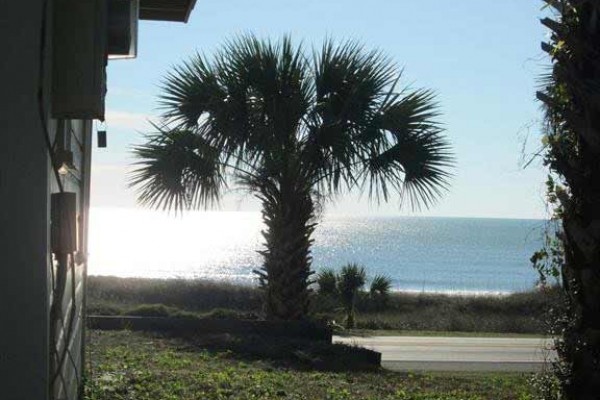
[54,149,76,176]
[97,130,107,148]
[57,164,70,176]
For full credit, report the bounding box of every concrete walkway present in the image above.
[333,335,557,372]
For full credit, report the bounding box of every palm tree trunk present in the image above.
[559,212,600,399]
[557,156,600,399]
[344,301,356,329]
[254,179,316,320]
[538,2,600,397]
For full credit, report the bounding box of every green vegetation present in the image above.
[85,330,537,400]
[337,264,367,329]
[129,35,453,320]
[317,265,393,329]
[343,288,559,334]
[535,0,600,397]
[316,269,338,296]
[87,276,560,335]
[87,276,262,312]
[370,274,393,309]
[118,304,258,321]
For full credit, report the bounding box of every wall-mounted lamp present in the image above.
[54,149,76,175]
[97,130,107,148]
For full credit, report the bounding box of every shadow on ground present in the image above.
[169,332,381,372]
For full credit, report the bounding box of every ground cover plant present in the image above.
[87,276,560,334]
[85,330,537,400]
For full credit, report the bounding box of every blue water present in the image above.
[89,208,547,294]
[312,216,546,293]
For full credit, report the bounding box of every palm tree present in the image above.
[337,263,366,329]
[130,35,453,320]
[316,268,338,296]
[536,1,600,398]
[370,274,392,309]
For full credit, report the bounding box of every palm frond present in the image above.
[160,54,223,129]
[303,40,398,193]
[316,268,338,295]
[370,274,392,296]
[337,263,367,297]
[129,128,226,212]
[359,90,454,209]
[137,35,453,213]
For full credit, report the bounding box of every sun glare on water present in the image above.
[88,207,264,282]
[89,208,543,293]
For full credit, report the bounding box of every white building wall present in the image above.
[0,2,91,399]
[49,120,91,400]
[0,2,192,399]
[0,1,52,399]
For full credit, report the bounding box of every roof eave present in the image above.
[139,0,197,23]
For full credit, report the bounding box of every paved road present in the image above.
[333,336,557,372]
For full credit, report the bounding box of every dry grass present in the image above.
[87,276,561,334]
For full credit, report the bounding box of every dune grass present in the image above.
[85,330,537,400]
[87,276,560,335]
[344,291,555,334]
[87,276,262,311]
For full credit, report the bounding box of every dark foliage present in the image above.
[536,1,600,398]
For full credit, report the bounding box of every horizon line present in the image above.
[90,205,549,221]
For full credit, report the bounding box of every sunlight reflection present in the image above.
[88,208,542,293]
[88,208,264,282]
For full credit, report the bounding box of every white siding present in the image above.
[0,3,92,399]
[0,2,52,399]
[50,120,91,400]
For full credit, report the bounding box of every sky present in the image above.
[92,0,552,219]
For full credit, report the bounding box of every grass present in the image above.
[88,276,561,335]
[339,289,559,334]
[87,276,262,312]
[85,330,538,400]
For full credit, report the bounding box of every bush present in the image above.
[369,275,392,310]
[123,304,199,319]
[202,308,259,320]
[87,303,123,316]
[316,269,337,296]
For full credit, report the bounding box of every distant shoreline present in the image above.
[89,211,544,293]
[90,206,549,221]
[87,274,523,297]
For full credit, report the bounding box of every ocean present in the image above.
[88,208,548,294]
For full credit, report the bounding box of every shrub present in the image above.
[369,275,392,310]
[316,269,338,296]
[124,304,181,317]
[338,264,366,329]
